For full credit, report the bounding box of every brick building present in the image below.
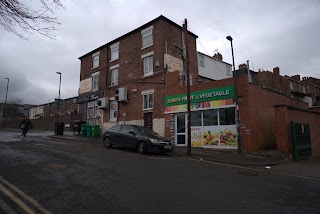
[78,15,199,136]
[77,15,320,157]
[29,97,84,130]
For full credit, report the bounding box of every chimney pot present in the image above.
[273,67,280,75]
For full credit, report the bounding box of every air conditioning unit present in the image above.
[115,87,128,102]
[97,97,109,109]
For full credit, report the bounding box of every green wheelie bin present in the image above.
[86,124,92,137]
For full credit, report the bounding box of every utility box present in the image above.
[97,97,109,109]
[115,87,128,102]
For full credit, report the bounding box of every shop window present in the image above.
[203,109,218,126]
[191,111,202,126]
[219,108,235,125]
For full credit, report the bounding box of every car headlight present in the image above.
[150,138,160,144]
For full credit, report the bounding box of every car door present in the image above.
[120,125,138,148]
[108,125,122,146]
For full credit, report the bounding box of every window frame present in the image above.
[142,51,154,77]
[91,71,99,91]
[111,68,119,86]
[110,42,120,62]
[110,64,119,87]
[199,54,205,67]
[141,26,153,49]
[142,90,154,111]
[92,52,100,69]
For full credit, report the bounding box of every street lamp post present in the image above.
[1,78,9,130]
[56,72,62,134]
[226,36,242,152]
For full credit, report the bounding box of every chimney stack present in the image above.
[238,63,247,70]
[273,67,280,76]
[213,52,223,61]
[291,75,301,81]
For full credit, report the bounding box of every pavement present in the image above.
[1,128,320,179]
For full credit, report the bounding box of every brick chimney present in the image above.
[291,75,300,81]
[213,52,223,61]
[238,63,247,70]
[273,67,280,76]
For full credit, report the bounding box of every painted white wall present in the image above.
[153,118,165,136]
[198,53,233,80]
[29,106,44,119]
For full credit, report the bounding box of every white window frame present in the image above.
[110,42,120,62]
[199,54,205,67]
[110,64,119,86]
[142,51,154,77]
[142,89,154,110]
[141,26,153,49]
[226,64,231,76]
[92,51,100,69]
[92,71,99,91]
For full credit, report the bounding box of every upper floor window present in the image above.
[141,26,153,49]
[142,51,154,76]
[92,52,100,69]
[142,91,154,110]
[199,55,205,67]
[110,42,119,61]
[226,64,231,76]
[290,82,293,90]
[92,71,99,91]
[111,68,119,86]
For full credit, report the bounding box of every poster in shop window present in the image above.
[203,126,220,146]
[110,100,118,122]
[191,127,203,147]
[219,125,237,147]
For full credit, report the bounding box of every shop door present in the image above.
[175,114,187,146]
[144,112,153,129]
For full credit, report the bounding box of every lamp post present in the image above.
[56,72,62,132]
[226,36,241,152]
[1,78,9,130]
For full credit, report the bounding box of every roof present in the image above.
[198,51,232,66]
[78,15,198,59]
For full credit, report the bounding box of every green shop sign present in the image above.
[165,86,234,106]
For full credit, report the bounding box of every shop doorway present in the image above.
[144,112,153,129]
[175,113,187,146]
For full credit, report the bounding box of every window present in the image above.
[290,82,293,90]
[226,64,231,76]
[203,109,218,126]
[92,52,100,69]
[122,125,136,134]
[92,73,99,91]
[219,108,236,125]
[110,125,121,131]
[199,55,205,67]
[191,111,202,126]
[141,26,153,48]
[111,68,118,86]
[143,93,154,110]
[110,42,119,61]
[143,56,153,76]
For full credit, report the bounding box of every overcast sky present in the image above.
[0,0,319,105]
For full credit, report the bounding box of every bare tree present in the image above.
[0,0,64,40]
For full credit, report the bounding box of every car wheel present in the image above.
[103,137,112,148]
[138,141,147,154]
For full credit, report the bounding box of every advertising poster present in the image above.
[191,127,203,147]
[203,126,220,146]
[110,101,118,122]
[219,125,237,147]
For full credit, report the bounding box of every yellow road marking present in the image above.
[0,176,52,214]
[0,183,35,214]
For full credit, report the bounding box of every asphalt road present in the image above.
[0,132,319,214]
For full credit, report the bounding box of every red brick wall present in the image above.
[241,75,309,152]
[31,114,83,131]
[275,106,320,157]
